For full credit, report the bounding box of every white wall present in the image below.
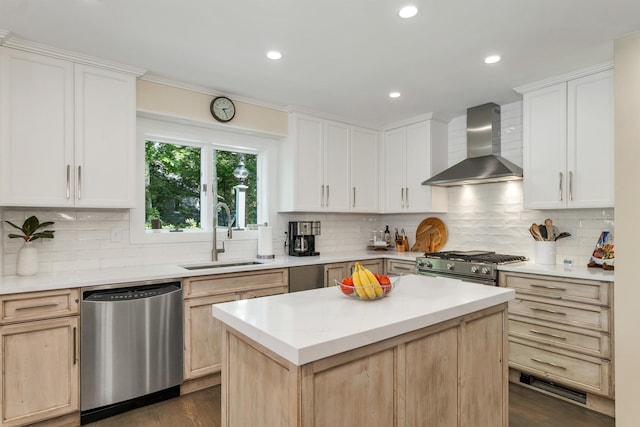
[613,31,640,424]
[1,100,613,274]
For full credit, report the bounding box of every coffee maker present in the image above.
[288,221,321,256]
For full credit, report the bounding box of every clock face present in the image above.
[210,96,235,122]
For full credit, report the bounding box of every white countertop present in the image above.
[498,261,614,282]
[212,274,515,366]
[0,250,422,295]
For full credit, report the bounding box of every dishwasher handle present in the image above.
[83,282,181,302]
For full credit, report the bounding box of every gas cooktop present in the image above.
[423,250,527,265]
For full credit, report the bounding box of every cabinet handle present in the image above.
[401,188,405,208]
[66,165,71,199]
[15,303,59,311]
[394,266,412,271]
[321,185,324,207]
[77,165,82,200]
[352,187,356,208]
[405,187,409,208]
[326,185,330,207]
[530,307,566,316]
[530,283,567,291]
[559,172,563,201]
[73,326,78,365]
[569,171,573,201]
[529,329,567,340]
[530,357,566,370]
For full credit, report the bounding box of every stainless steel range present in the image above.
[416,250,527,286]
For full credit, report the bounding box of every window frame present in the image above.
[131,117,272,245]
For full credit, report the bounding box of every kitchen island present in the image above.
[213,274,515,426]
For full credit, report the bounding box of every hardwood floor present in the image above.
[87,383,614,426]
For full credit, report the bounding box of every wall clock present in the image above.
[210,96,236,122]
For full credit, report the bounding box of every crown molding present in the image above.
[141,74,288,113]
[285,105,385,130]
[1,35,146,77]
[0,29,11,44]
[382,111,451,131]
[513,61,613,94]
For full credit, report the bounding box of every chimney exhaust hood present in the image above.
[422,102,522,187]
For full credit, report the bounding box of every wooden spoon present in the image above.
[530,223,543,241]
[544,219,558,241]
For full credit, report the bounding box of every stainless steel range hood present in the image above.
[422,102,523,186]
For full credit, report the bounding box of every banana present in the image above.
[363,268,384,297]
[351,264,369,299]
[355,262,377,299]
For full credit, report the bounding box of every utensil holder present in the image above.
[535,241,556,265]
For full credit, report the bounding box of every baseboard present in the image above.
[180,372,221,395]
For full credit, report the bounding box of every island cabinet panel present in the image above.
[311,348,395,427]
[403,326,458,426]
[220,304,508,427]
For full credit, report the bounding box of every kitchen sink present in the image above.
[181,261,264,270]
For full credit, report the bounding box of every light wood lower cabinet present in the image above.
[0,289,80,427]
[324,259,383,287]
[182,269,288,393]
[385,258,417,275]
[221,304,508,427]
[500,271,614,416]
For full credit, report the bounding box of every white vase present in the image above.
[17,241,38,276]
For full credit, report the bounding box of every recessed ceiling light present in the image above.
[389,92,401,98]
[484,55,501,64]
[266,51,282,60]
[398,5,418,19]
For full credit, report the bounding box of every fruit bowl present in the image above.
[334,276,401,301]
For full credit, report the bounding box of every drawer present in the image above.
[241,285,288,299]
[183,268,288,299]
[509,316,610,359]
[1,288,80,324]
[508,297,610,332]
[509,339,612,397]
[385,259,416,275]
[501,272,610,306]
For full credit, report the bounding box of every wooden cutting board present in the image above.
[410,217,447,252]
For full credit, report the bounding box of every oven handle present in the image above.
[417,271,496,286]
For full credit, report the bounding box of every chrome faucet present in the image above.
[212,202,233,261]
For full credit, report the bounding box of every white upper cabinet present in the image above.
[522,68,614,209]
[0,47,137,208]
[382,119,448,213]
[280,112,379,212]
[350,126,378,212]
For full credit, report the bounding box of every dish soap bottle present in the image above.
[384,225,391,246]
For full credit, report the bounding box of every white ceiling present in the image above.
[1,0,639,127]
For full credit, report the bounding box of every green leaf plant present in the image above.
[5,215,55,242]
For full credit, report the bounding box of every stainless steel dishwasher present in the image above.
[80,280,183,424]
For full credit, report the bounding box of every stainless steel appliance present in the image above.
[416,250,526,286]
[422,103,523,186]
[288,221,321,256]
[289,264,325,292]
[80,280,183,424]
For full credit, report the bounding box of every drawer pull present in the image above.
[15,303,59,311]
[531,357,567,370]
[529,329,567,340]
[394,266,412,271]
[530,307,566,316]
[530,283,567,291]
[73,326,78,365]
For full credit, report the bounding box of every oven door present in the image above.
[417,270,497,286]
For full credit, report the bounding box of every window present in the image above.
[145,140,258,231]
[133,117,272,244]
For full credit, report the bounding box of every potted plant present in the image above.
[5,215,55,276]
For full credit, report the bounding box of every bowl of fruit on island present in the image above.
[335,262,399,300]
